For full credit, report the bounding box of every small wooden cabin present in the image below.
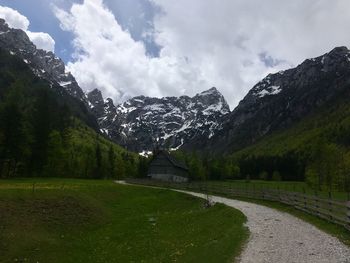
[147,150,189,182]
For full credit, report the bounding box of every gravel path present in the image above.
[175,190,350,263]
[116,182,350,262]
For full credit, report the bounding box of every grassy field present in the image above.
[0,179,248,263]
[206,180,350,201]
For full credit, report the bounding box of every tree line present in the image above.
[0,50,146,179]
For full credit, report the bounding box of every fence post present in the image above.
[262,187,265,200]
[303,188,307,210]
[328,192,333,221]
[347,201,350,230]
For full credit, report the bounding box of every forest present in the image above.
[1,48,350,194]
[171,92,350,192]
[0,50,147,179]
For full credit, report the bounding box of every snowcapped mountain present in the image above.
[0,18,86,102]
[189,46,350,153]
[4,17,349,156]
[87,87,230,152]
[0,18,230,153]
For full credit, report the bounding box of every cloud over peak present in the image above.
[53,0,208,104]
[3,0,350,109]
[0,5,55,52]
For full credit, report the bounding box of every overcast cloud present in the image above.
[2,1,350,108]
[0,6,55,52]
[53,0,350,108]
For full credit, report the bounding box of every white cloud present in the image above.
[54,0,350,108]
[54,0,205,103]
[0,6,55,52]
[0,6,29,30]
[26,31,55,53]
[151,0,350,107]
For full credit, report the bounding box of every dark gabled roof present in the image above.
[152,150,189,171]
[163,151,189,171]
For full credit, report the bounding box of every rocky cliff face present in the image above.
[3,18,349,155]
[0,18,86,101]
[0,18,231,153]
[87,87,230,152]
[193,46,350,153]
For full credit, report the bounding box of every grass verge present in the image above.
[0,179,249,263]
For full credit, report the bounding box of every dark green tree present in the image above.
[30,88,51,175]
[95,142,103,178]
[0,98,29,177]
[108,145,116,178]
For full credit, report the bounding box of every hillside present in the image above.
[186,47,350,154]
[228,86,350,188]
[172,47,350,191]
[0,48,140,179]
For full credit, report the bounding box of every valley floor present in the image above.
[0,179,248,263]
[174,190,350,263]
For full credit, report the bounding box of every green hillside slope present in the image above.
[230,88,350,191]
[0,49,143,179]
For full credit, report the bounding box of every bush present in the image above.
[272,171,282,181]
[259,171,268,181]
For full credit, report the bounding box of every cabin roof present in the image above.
[151,150,189,171]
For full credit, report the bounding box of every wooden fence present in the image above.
[126,178,350,231]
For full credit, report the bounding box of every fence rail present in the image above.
[125,178,350,231]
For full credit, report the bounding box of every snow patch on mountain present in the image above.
[0,18,86,102]
[87,87,230,152]
[257,85,281,97]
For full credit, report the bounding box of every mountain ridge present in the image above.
[2,17,350,158]
[186,46,350,153]
[87,86,230,152]
[0,18,232,153]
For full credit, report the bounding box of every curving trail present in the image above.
[115,182,350,263]
[175,190,350,263]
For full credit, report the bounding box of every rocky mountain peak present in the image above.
[198,86,219,95]
[194,46,350,153]
[86,87,230,152]
[87,89,103,105]
[0,18,86,102]
[327,46,349,56]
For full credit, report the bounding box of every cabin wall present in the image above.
[149,173,188,183]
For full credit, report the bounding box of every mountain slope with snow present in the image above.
[189,46,350,153]
[0,18,86,102]
[87,87,230,152]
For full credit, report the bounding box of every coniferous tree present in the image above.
[108,145,116,178]
[30,88,51,175]
[0,84,30,177]
[43,130,65,177]
[95,142,103,178]
[0,98,28,176]
[115,153,125,180]
[137,156,149,178]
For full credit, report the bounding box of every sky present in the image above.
[0,0,350,108]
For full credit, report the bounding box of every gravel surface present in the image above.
[116,182,350,262]
[176,190,350,263]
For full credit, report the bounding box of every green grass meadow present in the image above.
[0,179,248,263]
